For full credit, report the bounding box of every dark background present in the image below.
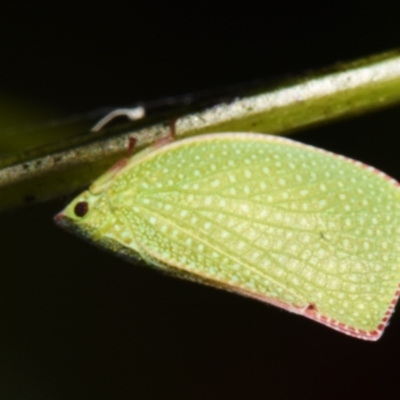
[1,2,400,399]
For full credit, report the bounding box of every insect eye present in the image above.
[74,201,89,217]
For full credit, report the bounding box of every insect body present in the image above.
[55,133,400,340]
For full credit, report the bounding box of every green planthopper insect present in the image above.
[55,132,400,341]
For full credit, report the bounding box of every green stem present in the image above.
[1,50,400,212]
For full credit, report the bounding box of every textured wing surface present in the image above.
[108,134,400,336]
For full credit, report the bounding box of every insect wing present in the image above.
[57,133,400,340]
